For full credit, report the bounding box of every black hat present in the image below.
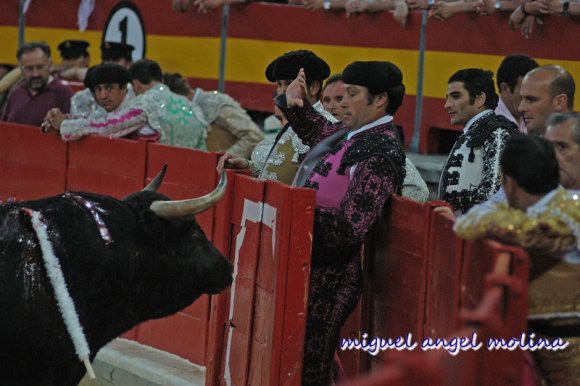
[84,63,132,90]
[100,41,135,62]
[57,40,90,60]
[342,61,403,95]
[265,50,330,83]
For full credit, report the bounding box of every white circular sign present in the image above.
[102,2,146,61]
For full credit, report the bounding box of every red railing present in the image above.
[1,122,529,385]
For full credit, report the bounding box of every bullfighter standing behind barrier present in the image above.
[438,68,519,214]
[280,61,406,385]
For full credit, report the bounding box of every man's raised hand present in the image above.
[285,68,307,108]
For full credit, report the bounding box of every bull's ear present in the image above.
[137,209,173,247]
[137,208,197,247]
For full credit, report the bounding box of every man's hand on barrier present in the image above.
[217,153,249,174]
[42,108,65,133]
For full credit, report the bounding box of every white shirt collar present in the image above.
[463,109,493,134]
[346,115,393,140]
[526,188,562,216]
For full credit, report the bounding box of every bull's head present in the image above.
[121,167,232,319]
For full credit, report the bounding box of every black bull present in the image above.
[0,171,232,385]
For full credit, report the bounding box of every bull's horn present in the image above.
[149,172,227,218]
[142,164,168,192]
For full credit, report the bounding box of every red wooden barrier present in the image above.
[347,350,443,386]
[369,196,431,347]
[460,240,501,311]
[217,175,315,386]
[424,206,464,339]
[0,124,67,200]
[3,125,534,386]
[221,174,265,385]
[66,135,147,198]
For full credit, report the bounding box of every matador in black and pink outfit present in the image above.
[279,61,407,385]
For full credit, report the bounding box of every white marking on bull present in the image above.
[28,210,95,379]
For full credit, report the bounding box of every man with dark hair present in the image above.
[127,59,207,148]
[163,72,264,158]
[283,61,407,385]
[1,42,72,127]
[321,73,346,121]
[69,41,137,118]
[218,49,336,185]
[438,68,519,214]
[545,112,580,190]
[42,63,141,139]
[454,134,580,386]
[318,72,428,203]
[501,135,560,210]
[55,39,91,81]
[518,64,575,136]
[44,60,206,149]
[495,54,539,133]
[100,41,134,68]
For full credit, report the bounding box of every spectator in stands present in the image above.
[438,68,519,214]
[54,40,90,82]
[544,112,580,190]
[322,74,347,121]
[70,41,136,118]
[1,42,73,127]
[281,61,406,386]
[218,49,336,185]
[518,64,575,136]
[454,134,579,385]
[163,72,264,158]
[495,54,539,133]
[509,0,580,38]
[427,0,477,19]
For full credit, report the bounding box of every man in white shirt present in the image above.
[495,54,538,133]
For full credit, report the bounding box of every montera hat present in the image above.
[100,41,135,62]
[265,50,330,83]
[84,63,132,90]
[57,40,90,59]
[342,61,403,95]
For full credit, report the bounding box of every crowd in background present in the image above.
[173,0,579,37]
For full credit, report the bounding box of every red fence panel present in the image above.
[206,169,238,386]
[221,174,265,385]
[0,124,67,200]
[460,240,500,311]
[370,195,431,351]
[246,180,314,386]
[424,205,464,339]
[66,136,147,198]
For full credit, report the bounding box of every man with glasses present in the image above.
[1,42,73,127]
